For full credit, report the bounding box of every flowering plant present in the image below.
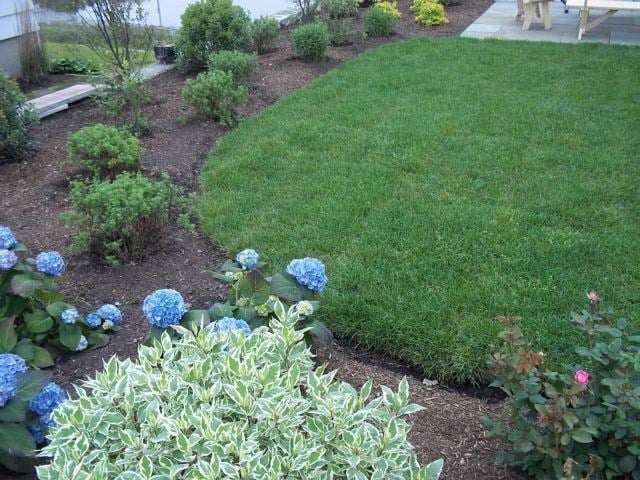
[0,353,65,472]
[211,249,332,344]
[0,226,120,364]
[481,293,640,479]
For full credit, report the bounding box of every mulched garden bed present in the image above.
[1,1,532,478]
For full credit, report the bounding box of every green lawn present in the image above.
[200,37,640,384]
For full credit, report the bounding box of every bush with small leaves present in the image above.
[323,18,355,45]
[410,0,448,26]
[251,15,280,54]
[482,293,640,480]
[291,22,331,63]
[60,173,174,265]
[175,0,252,70]
[38,302,444,480]
[0,70,38,161]
[95,70,151,137]
[180,70,248,126]
[319,0,360,18]
[207,50,258,86]
[364,4,397,36]
[65,124,141,180]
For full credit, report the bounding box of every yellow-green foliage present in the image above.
[376,1,401,18]
[410,0,448,26]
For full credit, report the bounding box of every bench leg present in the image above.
[515,0,525,19]
[522,3,535,29]
[578,8,588,39]
[541,1,551,30]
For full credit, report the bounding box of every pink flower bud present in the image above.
[574,370,589,385]
[586,291,600,303]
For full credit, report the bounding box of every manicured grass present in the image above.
[201,37,640,383]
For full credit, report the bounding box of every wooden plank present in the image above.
[566,0,640,10]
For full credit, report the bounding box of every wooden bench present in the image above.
[516,0,553,30]
[566,0,640,39]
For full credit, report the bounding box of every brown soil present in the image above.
[1,1,531,479]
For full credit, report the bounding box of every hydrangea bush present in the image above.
[0,353,65,472]
[39,303,443,479]
[0,226,120,364]
[482,293,640,480]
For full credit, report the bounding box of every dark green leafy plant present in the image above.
[323,18,355,45]
[0,70,38,161]
[364,5,397,37]
[175,0,252,71]
[65,124,141,180]
[60,173,174,265]
[180,70,247,126]
[251,15,280,54]
[319,0,360,18]
[94,70,151,137]
[291,22,330,63]
[49,57,100,75]
[207,50,258,86]
[482,293,640,480]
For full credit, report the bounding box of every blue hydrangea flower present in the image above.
[212,317,252,337]
[61,308,80,325]
[0,371,17,407]
[28,422,46,444]
[0,226,17,250]
[96,304,122,326]
[35,251,65,276]
[0,353,28,376]
[236,249,259,270]
[29,382,65,416]
[85,312,102,329]
[286,257,328,294]
[143,289,186,329]
[74,335,88,351]
[0,249,17,271]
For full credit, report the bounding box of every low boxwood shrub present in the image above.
[324,18,355,45]
[141,249,334,346]
[410,0,448,26]
[180,70,248,126]
[364,4,397,36]
[0,225,121,363]
[175,0,252,70]
[207,50,258,86]
[65,124,141,180]
[38,303,444,479]
[482,293,640,479]
[95,70,151,137]
[251,15,280,54]
[0,70,38,161]
[291,22,330,63]
[0,356,65,473]
[319,0,360,18]
[60,173,174,265]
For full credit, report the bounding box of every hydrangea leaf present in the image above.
[30,346,54,368]
[304,319,333,345]
[270,272,302,302]
[15,369,52,400]
[24,311,53,334]
[9,274,42,297]
[209,302,236,320]
[13,339,34,362]
[0,317,17,353]
[45,302,75,321]
[0,397,26,422]
[87,332,110,349]
[181,310,211,330]
[59,324,82,350]
[0,444,38,473]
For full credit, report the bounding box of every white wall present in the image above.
[0,0,38,42]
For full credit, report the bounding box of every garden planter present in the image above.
[153,44,176,64]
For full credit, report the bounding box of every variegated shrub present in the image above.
[38,303,443,480]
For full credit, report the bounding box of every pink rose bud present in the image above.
[574,370,589,385]
[586,291,599,303]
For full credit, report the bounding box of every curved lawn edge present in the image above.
[200,37,640,383]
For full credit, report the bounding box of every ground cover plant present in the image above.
[0,71,38,161]
[201,37,640,383]
[38,303,443,479]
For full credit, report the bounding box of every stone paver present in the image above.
[461,0,640,44]
[27,62,176,119]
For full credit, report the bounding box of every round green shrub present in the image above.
[175,0,252,70]
[60,172,172,264]
[319,0,360,18]
[251,15,280,54]
[364,5,397,37]
[0,69,38,161]
[38,305,444,479]
[180,70,248,127]
[207,50,258,86]
[291,22,331,63]
[66,124,141,180]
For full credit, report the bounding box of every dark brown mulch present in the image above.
[1,1,532,479]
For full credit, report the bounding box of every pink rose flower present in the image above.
[574,370,589,385]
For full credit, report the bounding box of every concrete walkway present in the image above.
[461,0,640,44]
[28,62,175,119]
